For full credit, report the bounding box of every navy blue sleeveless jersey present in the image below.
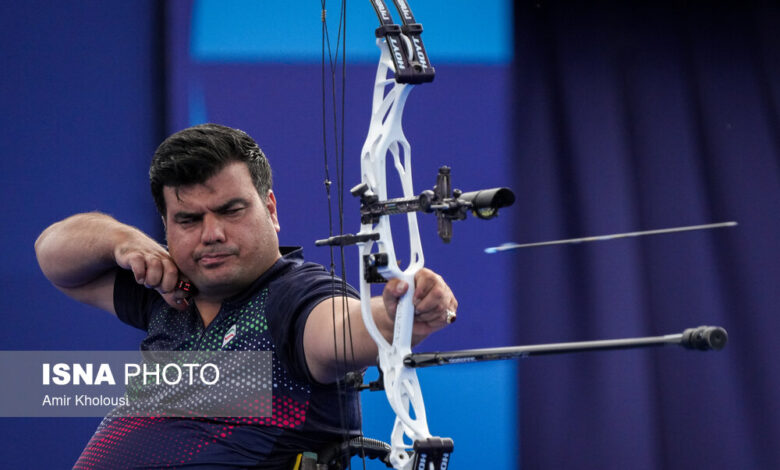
[73,248,361,469]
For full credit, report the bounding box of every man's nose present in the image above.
[201,214,226,244]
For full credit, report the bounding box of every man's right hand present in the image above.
[35,212,192,314]
[113,239,191,311]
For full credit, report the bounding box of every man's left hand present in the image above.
[382,268,458,346]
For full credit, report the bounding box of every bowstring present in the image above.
[321,2,366,469]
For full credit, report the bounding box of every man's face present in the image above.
[162,161,281,300]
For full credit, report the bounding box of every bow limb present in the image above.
[357,39,431,470]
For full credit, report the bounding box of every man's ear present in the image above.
[265,190,281,232]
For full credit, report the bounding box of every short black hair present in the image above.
[150,123,272,216]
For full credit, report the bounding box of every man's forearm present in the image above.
[330,296,391,368]
[351,295,395,366]
[303,269,457,384]
[35,212,140,288]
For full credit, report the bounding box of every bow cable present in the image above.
[321,2,367,469]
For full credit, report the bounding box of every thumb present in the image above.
[160,280,197,312]
[160,291,190,311]
[382,278,409,319]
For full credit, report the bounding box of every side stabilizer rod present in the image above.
[404,326,728,368]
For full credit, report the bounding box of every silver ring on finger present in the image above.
[445,309,457,324]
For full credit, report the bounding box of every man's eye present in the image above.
[225,208,244,215]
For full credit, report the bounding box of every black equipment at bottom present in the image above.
[314,436,394,469]
[312,436,454,470]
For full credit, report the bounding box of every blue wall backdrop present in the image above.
[1,1,163,467]
[1,1,778,469]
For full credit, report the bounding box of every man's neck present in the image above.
[194,298,222,328]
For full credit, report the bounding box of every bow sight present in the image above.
[316,167,515,248]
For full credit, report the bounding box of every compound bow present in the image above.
[317,1,514,468]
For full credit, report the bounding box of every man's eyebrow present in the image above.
[172,210,202,221]
[213,198,250,212]
[171,198,250,221]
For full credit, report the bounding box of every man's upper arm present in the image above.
[55,269,118,315]
[303,296,374,384]
[266,259,362,384]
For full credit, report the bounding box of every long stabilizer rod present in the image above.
[404,326,728,368]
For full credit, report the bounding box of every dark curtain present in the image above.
[512,2,779,468]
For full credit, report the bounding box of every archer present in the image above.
[35,123,458,469]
